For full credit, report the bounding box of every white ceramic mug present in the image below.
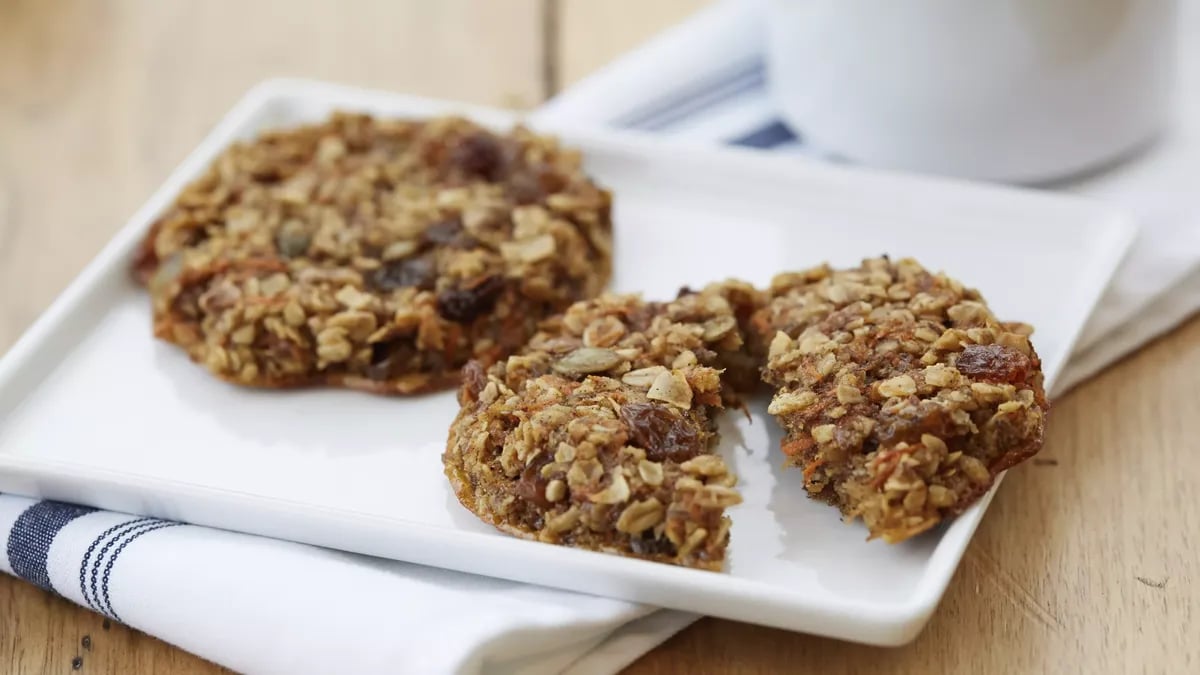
[764,0,1179,183]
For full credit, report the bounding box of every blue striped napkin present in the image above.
[0,493,689,675]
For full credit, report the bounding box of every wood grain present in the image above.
[3,1,1198,673]
[557,0,714,88]
[0,578,231,674]
[0,0,544,354]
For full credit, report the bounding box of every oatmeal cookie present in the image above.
[444,284,759,569]
[753,257,1048,543]
[133,113,613,394]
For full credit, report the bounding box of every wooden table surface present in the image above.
[1,1,1196,673]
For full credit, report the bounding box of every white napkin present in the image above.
[0,494,696,674]
[3,2,1198,674]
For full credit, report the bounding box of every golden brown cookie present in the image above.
[753,257,1048,543]
[445,284,761,570]
[133,113,613,394]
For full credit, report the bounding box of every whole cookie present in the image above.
[133,113,613,394]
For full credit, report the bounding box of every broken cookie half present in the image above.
[752,257,1049,543]
[444,283,761,570]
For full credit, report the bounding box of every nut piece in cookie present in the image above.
[133,113,613,394]
[444,285,759,569]
[753,257,1048,543]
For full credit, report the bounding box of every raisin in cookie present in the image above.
[752,257,1048,543]
[445,284,762,570]
[133,113,613,394]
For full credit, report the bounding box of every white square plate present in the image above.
[0,79,1134,645]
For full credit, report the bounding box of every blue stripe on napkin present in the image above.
[103,521,182,619]
[616,59,765,131]
[99,521,183,622]
[80,517,158,614]
[6,501,97,591]
[80,518,184,620]
[604,57,801,149]
[730,119,798,148]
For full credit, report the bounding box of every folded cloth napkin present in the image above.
[0,495,695,675]
[3,2,1198,674]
